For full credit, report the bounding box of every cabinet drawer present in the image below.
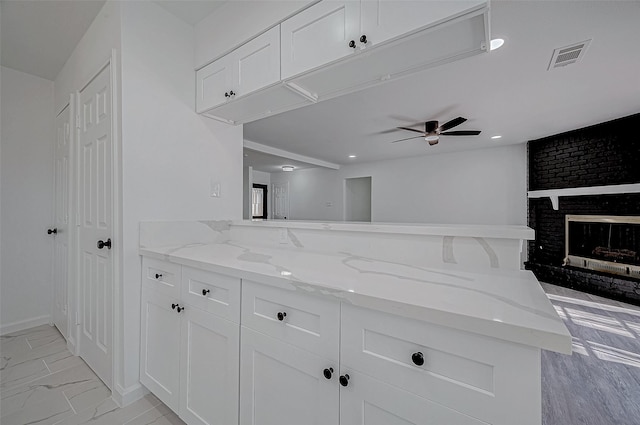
[142,257,181,298]
[181,266,240,323]
[341,304,541,424]
[241,280,339,361]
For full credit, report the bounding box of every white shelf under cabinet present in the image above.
[527,183,640,210]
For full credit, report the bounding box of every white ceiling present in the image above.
[244,148,319,173]
[153,0,226,25]
[0,0,226,81]
[0,0,106,80]
[244,1,640,166]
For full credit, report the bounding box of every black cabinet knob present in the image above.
[412,352,424,366]
[224,92,229,97]
[229,90,235,97]
[47,228,58,235]
[171,303,184,313]
[323,368,333,380]
[202,289,210,296]
[176,306,184,313]
[155,273,162,279]
[172,303,178,310]
[339,374,350,387]
[97,238,111,250]
[277,312,287,321]
[348,40,356,48]
[360,34,368,44]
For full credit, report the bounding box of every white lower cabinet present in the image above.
[141,257,542,425]
[140,260,240,425]
[340,370,487,425]
[180,306,239,425]
[140,287,181,411]
[239,327,339,425]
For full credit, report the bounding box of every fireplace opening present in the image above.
[565,215,640,278]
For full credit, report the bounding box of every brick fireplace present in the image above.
[526,113,640,305]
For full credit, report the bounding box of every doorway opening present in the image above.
[344,177,372,222]
[252,184,268,219]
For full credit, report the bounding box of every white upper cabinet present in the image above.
[280,1,361,79]
[360,0,486,48]
[196,55,232,113]
[231,26,281,99]
[196,26,280,113]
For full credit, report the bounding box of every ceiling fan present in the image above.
[390,117,481,146]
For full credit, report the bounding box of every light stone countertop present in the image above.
[140,240,571,354]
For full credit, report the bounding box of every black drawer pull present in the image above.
[277,312,287,321]
[412,352,424,366]
[202,289,210,296]
[155,273,162,279]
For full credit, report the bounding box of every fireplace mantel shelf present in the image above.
[528,183,640,210]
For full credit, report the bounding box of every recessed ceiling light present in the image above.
[282,165,295,172]
[491,135,502,139]
[348,155,356,158]
[490,38,505,51]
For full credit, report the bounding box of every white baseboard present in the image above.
[112,382,147,407]
[0,315,51,335]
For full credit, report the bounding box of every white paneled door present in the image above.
[52,105,71,340]
[77,64,113,389]
[272,182,289,220]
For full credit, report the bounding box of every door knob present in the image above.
[47,228,58,235]
[348,40,356,48]
[323,368,333,380]
[412,352,424,366]
[202,289,210,296]
[277,311,287,321]
[339,374,350,387]
[97,238,111,249]
[360,34,368,44]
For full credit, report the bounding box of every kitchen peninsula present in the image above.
[138,220,571,425]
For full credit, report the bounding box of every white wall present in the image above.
[119,0,243,392]
[194,0,315,68]
[271,144,527,225]
[54,1,121,114]
[345,177,372,222]
[0,66,55,333]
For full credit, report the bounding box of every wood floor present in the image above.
[1,283,639,425]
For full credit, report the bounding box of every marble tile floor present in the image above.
[0,325,185,425]
[1,283,639,425]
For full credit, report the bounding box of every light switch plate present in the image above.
[210,180,221,197]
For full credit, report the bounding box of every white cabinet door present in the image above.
[231,26,281,99]
[239,327,339,425]
[180,307,239,425]
[281,0,360,79]
[196,55,232,112]
[140,288,181,411]
[340,370,488,425]
[360,0,486,48]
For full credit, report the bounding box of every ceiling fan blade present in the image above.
[391,136,424,143]
[440,130,481,136]
[397,126,425,134]
[439,117,467,132]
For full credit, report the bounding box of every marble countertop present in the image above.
[140,241,571,354]
[234,219,536,240]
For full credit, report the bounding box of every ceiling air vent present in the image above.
[547,39,591,70]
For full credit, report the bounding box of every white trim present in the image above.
[1,315,52,336]
[112,383,147,408]
[244,140,340,170]
[528,183,640,210]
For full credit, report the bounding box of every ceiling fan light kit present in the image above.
[390,117,481,146]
